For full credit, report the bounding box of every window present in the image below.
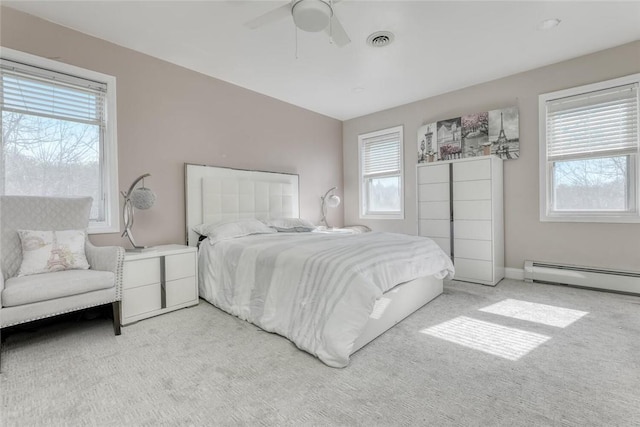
[539,74,640,223]
[1,48,119,233]
[358,125,404,219]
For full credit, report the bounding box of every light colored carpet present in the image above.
[1,279,639,426]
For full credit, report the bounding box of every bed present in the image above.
[185,164,454,367]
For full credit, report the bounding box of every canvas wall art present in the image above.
[462,112,489,158]
[488,106,520,159]
[417,122,437,163]
[437,117,462,160]
[417,106,519,163]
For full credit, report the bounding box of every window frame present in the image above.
[1,47,119,234]
[538,73,640,223]
[358,125,405,220]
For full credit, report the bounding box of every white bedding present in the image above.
[198,231,454,367]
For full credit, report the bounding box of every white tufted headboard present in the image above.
[185,164,299,246]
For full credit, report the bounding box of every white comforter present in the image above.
[198,231,454,367]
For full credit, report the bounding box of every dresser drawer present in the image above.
[454,220,492,240]
[419,201,450,220]
[419,219,450,239]
[123,283,162,319]
[166,276,198,307]
[123,258,161,289]
[165,252,196,281]
[418,164,449,184]
[453,180,491,201]
[418,183,450,201]
[453,159,491,181]
[454,239,492,261]
[454,258,493,283]
[453,200,492,220]
[429,237,451,256]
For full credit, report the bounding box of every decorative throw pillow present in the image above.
[17,229,90,277]
[192,218,277,245]
[265,217,317,232]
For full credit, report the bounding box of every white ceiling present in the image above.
[5,1,640,120]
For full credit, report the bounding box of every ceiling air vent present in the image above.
[367,31,394,47]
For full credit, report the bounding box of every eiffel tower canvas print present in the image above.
[488,106,520,159]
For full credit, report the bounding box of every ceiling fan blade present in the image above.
[244,4,291,30]
[326,14,351,47]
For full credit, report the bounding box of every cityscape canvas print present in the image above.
[417,106,519,163]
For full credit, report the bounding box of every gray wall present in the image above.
[1,7,344,248]
[344,41,640,272]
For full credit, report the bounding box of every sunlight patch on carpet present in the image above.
[420,316,550,361]
[479,299,588,328]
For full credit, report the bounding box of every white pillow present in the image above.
[265,217,316,232]
[193,218,277,245]
[17,229,90,277]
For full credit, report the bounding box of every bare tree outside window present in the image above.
[1,111,103,220]
[553,156,628,211]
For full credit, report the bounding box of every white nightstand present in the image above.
[121,244,198,325]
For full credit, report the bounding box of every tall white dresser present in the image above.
[417,156,504,286]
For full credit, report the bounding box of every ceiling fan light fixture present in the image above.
[292,0,333,32]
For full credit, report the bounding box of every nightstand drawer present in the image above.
[165,252,196,281]
[123,258,161,289]
[166,277,197,307]
[123,283,162,318]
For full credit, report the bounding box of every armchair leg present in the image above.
[112,301,122,336]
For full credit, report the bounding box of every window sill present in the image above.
[360,214,404,220]
[88,224,120,234]
[540,214,640,224]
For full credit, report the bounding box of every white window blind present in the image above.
[1,59,107,127]
[546,83,639,161]
[358,125,404,219]
[362,130,402,177]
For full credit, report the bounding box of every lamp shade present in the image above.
[326,194,341,208]
[130,187,156,210]
[321,186,340,228]
[121,173,155,250]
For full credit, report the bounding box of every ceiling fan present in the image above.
[244,0,351,47]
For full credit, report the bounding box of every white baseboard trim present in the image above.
[505,267,525,281]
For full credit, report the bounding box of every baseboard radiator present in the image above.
[524,261,640,295]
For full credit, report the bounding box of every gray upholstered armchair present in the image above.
[0,196,124,353]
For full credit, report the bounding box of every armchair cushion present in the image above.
[2,270,114,307]
[17,229,90,277]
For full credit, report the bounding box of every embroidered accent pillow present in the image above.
[17,229,90,277]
